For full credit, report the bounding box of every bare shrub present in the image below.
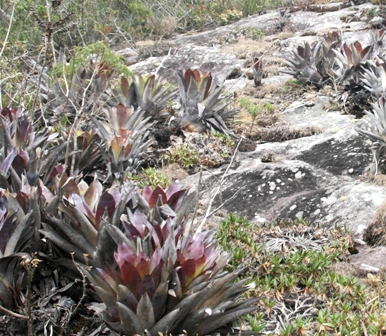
[146,15,176,37]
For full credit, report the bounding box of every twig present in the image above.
[361,316,369,336]
[0,1,15,58]
[185,166,203,237]
[44,321,54,336]
[155,47,173,76]
[20,255,41,336]
[57,58,99,179]
[69,253,88,319]
[206,187,244,218]
[0,305,28,319]
[196,136,243,233]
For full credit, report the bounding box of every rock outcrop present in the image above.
[129,2,386,270]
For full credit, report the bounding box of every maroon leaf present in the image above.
[147,187,167,209]
[192,69,201,82]
[353,41,363,54]
[343,44,352,64]
[177,258,196,290]
[297,46,305,59]
[1,107,11,118]
[116,104,129,129]
[167,190,187,211]
[119,262,142,296]
[360,45,371,59]
[62,179,80,199]
[15,119,30,149]
[142,186,152,203]
[12,150,29,176]
[183,238,204,260]
[48,164,64,180]
[165,181,182,199]
[95,192,116,227]
[15,191,27,212]
[83,178,103,211]
[184,69,194,88]
[115,243,136,267]
[121,77,130,98]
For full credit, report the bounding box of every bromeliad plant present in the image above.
[282,41,325,85]
[332,41,372,86]
[0,185,43,309]
[356,96,386,174]
[40,178,138,267]
[282,32,342,85]
[37,44,133,119]
[176,69,234,134]
[83,181,260,336]
[281,31,373,87]
[90,104,154,180]
[0,107,63,192]
[115,74,178,120]
[361,60,386,100]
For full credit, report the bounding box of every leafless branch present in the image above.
[0,305,28,319]
[0,1,15,58]
[196,136,242,233]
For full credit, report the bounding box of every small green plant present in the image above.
[237,98,274,132]
[216,213,260,270]
[50,42,132,83]
[287,79,301,86]
[367,8,378,19]
[164,143,199,169]
[219,9,243,25]
[134,167,171,189]
[244,26,265,40]
[211,131,234,148]
[216,216,386,334]
[245,313,266,332]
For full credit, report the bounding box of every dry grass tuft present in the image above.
[243,82,288,99]
[146,16,176,37]
[263,64,282,77]
[251,125,322,142]
[158,163,189,182]
[364,199,386,246]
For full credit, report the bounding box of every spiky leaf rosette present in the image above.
[116,74,178,120]
[0,107,64,192]
[90,104,154,180]
[27,43,133,122]
[40,178,139,267]
[176,69,234,134]
[70,130,103,176]
[369,28,386,58]
[356,96,386,174]
[282,41,324,84]
[361,60,386,99]
[83,182,259,335]
[0,188,40,309]
[281,31,342,84]
[332,41,372,86]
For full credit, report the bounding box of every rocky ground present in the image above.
[5,1,386,335]
[122,1,386,272]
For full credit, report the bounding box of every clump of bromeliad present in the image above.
[0,48,257,334]
[282,28,386,175]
